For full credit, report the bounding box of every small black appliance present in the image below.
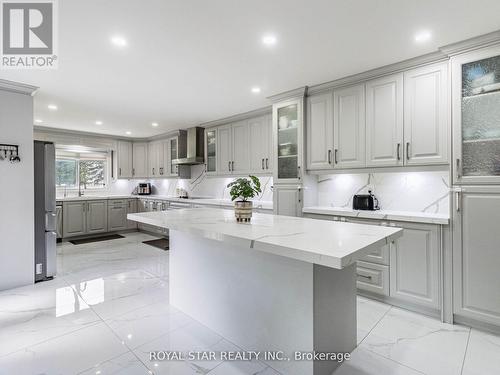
[353,190,379,211]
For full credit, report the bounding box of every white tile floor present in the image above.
[0,232,499,374]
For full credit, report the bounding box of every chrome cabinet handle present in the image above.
[328,150,332,164]
[266,158,269,169]
[334,149,338,164]
[228,161,231,172]
[357,274,373,281]
[456,191,461,212]
[262,158,265,170]
[397,143,401,161]
[456,158,461,178]
[152,168,155,176]
[406,142,410,160]
[132,168,135,176]
[119,168,121,176]
[297,165,301,179]
[231,161,234,171]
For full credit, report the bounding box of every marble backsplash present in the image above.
[75,164,274,202]
[317,171,450,214]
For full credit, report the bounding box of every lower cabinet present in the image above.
[127,199,138,229]
[273,185,302,217]
[63,200,108,238]
[108,200,128,232]
[357,261,390,296]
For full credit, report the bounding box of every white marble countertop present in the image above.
[56,195,273,210]
[303,206,449,225]
[128,208,402,269]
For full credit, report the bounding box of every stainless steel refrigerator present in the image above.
[34,141,56,282]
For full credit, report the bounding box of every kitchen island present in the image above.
[128,208,402,375]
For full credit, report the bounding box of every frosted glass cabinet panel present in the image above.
[273,98,304,183]
[453,46,500,184]
[205,129,217,174]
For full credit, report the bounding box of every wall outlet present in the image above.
[36,263,43,275]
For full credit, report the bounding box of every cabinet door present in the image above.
[273,185,301,217]
[127,199,138,229]
[148,142,157,178]
[366,73,404,167]
[248,116,269,174]
[390,222,440,309]
[404,63,448,165]
[217,124,232,175]
[453,188,500,326]
[132,143,149,178]
[334,84,366,168]
[86,200,108,234]
[205,128,217,175]
[62,201,86,238]
[231,121,250,173]
[263,114,273,172]
[451,46,500,184]
[168,137,179,176]
[306,92,334,170]
[117,141,133,178]
[108,201,127,231]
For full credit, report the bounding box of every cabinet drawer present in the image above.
[359,244,390,265]
[109,200,126,207]
[356,261,389,296]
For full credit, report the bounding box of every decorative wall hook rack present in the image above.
[0,144,21,163]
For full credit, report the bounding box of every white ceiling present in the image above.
[1,0,500,138]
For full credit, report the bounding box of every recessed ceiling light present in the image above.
[111,35,127,48]
[251,87,261,94]
[95,120,103,125]
[262,34,277,46]
[415,30,432,43]
[152,122,159,127]
[47,104,58,111]
[125,131,132,135]
[35,119,43,123]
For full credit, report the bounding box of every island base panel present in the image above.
[170,230,356,375]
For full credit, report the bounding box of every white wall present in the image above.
[0,89,35,291]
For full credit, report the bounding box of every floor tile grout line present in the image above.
[459,328,472,375]
[357,303,392,346]
[359,347,428,375]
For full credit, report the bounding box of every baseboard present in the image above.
[453,314,500,335]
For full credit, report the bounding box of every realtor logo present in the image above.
[1,0,58,69]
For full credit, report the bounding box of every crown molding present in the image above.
[200,106,272,128]
[267,86,308,102]
[0,79,38,96]
[308,51,448,95]
[440,29,500,56]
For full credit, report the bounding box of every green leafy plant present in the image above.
[227,175,262,202]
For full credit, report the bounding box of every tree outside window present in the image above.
[56,152,108,190]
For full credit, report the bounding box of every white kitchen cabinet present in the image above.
[390,222,440,309]
[356,261,390,296]
[127,199,138,229]
[217,124,233,175]
[108,200,128,232]
[132,142,149,178]
[148,141,164,178]
[205,128,217,175]
[231,121,250,173]
[167,137,179,176]
[453,187,500,326]
[273,185,302,217]
[306,92,334,170]
[365,73,404,167]
[248,115,272,174]
[117,141,133,179]
[62,201,86,238]
[86,200,108,234]
[404,62,449,166]
[273,98,304,183]
[334,84,366,168]
[451,45,500,184]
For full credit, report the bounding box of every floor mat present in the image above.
[69,234,125,245]
[142,238,169,251]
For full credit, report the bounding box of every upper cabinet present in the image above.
[452,45,500,184]
[117,141,133,179]
[206,114,272,176]
[306,92,333,170]
[404,63,449,166]
[148,141,165,178]
[273,98,304,183]
[168,137,179,176]
[132,142,149,178]
[365,73,404,167]
[334,84,366,168]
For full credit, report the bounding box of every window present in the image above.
[56,148,108,190]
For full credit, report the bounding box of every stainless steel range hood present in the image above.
[172,127,205,165]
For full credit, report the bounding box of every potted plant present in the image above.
[227,175,262,222]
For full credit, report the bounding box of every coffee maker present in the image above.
[137,183,151,195]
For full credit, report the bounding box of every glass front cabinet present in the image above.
[452,45,500,184]
[205,128,217,175]
[272,97,305,183]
